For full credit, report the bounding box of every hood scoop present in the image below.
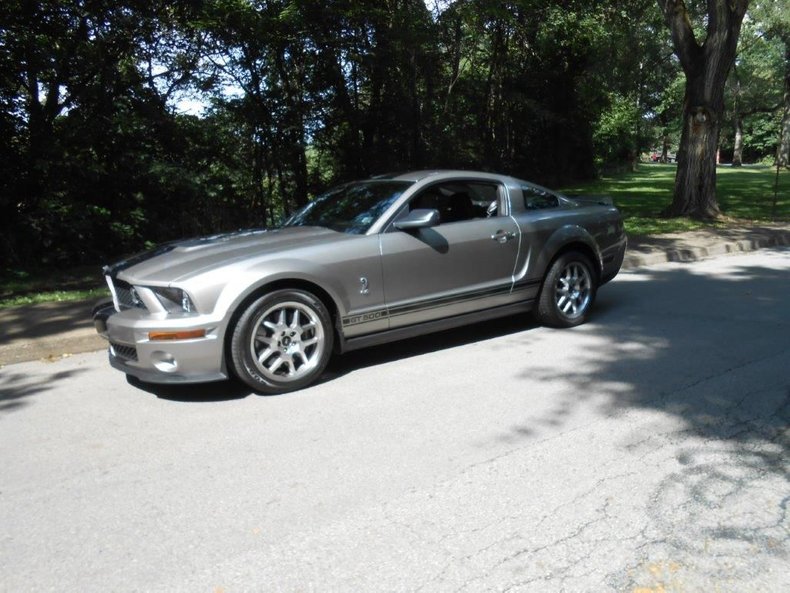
[172,229,269,252]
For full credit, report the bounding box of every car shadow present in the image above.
[322,312,538,382]
[127,374,252,402]
[134,312,539,401]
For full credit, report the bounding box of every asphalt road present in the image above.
[1,249,788,592]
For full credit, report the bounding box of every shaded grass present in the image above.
[0,265,105,309]
[1,287,107,308]
[561,163,790,235]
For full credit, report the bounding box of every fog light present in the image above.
[151,351,178,373]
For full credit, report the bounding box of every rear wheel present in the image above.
[230,289,333,394]
[536,251,597,328]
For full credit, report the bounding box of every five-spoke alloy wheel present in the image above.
[230,289,333,394]
[536,251,597,328]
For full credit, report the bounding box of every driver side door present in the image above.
[379,180,521,329]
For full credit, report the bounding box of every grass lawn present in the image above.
[0,265,106,308]
[2,163,788,307]
[561,162,790,235]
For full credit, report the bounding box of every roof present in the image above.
[376,170,508,183]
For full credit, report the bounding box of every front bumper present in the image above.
[601,234,627,285]
[94,306,228,385]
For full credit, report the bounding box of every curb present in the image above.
[621,226,790,269]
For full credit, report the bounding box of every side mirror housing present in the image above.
[394,208,440,230]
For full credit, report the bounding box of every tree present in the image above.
[591,0,679,171]
[723,23,784,166]
[0,1,223,267]
[8,0,744,270]
[748,0,790,167]
[778,40,790,166]
[657,0,749,218]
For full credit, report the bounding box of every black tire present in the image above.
[536,251,597,328]
[229,289,333,394]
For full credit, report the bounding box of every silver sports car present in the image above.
[94,170,626,394]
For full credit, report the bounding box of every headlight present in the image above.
[149,286,196,314]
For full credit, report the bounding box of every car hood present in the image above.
[107,226,348,285]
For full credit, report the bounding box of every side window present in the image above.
[522,185,559,210]
[466,182,501,218]
[410,181,502,224]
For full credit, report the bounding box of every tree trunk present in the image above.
[271,42,309,210]
[779,105,790,168]
[292,139,309,209]
[670,99,722,217]
[731,63,743,167]
[777,41,790,168]
[443,13,463,115]
[660,134,671,163]
[732,114,744,166]
[314,13,364,179]
[658,0,748,219]
[252,125,266,220]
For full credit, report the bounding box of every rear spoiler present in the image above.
[566,194,614,206]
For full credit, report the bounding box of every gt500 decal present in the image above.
[342,310,388,327]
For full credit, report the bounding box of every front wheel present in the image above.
[229,289,333,394]
[535,252,597,328]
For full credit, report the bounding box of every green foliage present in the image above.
[594,93,640,167]
[720,6,786,164]
[0,0,785,274]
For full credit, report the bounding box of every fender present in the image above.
[535,224,603,278]
[214,260,348,326]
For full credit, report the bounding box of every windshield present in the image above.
[284,180,413,234]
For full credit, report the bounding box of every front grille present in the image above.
[110,342,138,362]
[111,279,146,311]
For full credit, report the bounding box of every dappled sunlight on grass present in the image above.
[610,185,669,195]
[625,216,711,236]
[1,264,104,307]
[0,287,106,309]
[561,163,790,235]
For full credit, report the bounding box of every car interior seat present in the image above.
[443,192,475,223]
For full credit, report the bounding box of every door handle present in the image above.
[491,230,516,244]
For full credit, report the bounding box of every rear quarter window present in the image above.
[522,185,559,210]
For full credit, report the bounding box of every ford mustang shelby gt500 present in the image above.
[94,170,626,394]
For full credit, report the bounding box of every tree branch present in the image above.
[656,0,701,74]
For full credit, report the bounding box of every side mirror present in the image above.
[394,208,440,230]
